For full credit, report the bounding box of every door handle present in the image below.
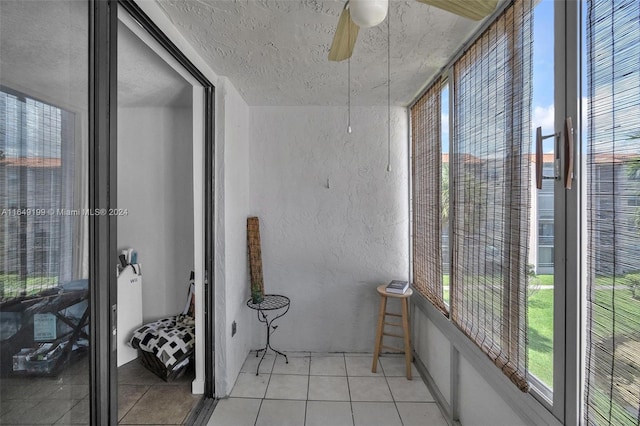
[535,127,559,190]
[564,117,574,189]
[111,304,117,351]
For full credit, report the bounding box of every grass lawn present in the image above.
[443,274,449,304]
[537,274,553,286]
[1,274,59,299]
[528,289,554,387]
[589,286,640,424]
[441,273,640,402]
[528,281,640,405]
[440,273,555,386]
[442,273,552,307]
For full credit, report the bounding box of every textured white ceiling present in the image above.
[0,1,88,111]
[0,1,190,110]
[1,0,490,109]
[156,0,488,106]
[118,21,192,108]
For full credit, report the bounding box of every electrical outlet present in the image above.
[231,321,237,337]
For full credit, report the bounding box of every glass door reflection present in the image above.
[0,1,90,424]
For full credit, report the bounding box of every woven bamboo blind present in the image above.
[411,79,448,315]
[449,0,533,392]
[584,0,640,423]
[0,90,76,298]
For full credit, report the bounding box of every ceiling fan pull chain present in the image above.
[386,11,391,172]
[348,56,352,134]
[347,21,352,134]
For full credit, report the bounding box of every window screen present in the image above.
[584,0,640,423]
[449,0,533,392]
[411,79,448,314]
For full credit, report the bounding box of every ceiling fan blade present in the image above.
[416,0,498,21]
[328,5,360,62]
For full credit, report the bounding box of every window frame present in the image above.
[408,0,583,424]
[556,0,582,424]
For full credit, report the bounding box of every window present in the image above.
[538,222,554,246]
[526,0,557,395]
[411,0,640,422]
[442,83,450,305]
[0,89,77,299]
[411,79,448,314]
[411,0,534,392]
[584,1,640,423]
[538,247,554,267]
[538,194,553,215]
[449,0,533,392]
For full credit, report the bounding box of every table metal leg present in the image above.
[254,311,288,375]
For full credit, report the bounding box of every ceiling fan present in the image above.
[328,0,499,62]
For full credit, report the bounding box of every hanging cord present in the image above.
[348,56,352,134]
[347,19,352,134]
[386,11,391,171]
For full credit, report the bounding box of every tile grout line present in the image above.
[304,353,311,425]
[343,354,357,426]
[52,396,85,425]
[382,359,406,426]
[254,350,276,426]
[221,353,436,426]
[118,385,152,425]
[253,397,263,426]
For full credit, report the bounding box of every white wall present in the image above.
[412,305,561,426]
[214,78,253,396]
[457,357,527,426]
[249,105,409,352]
[413,310,525,425]
[412,307,451,404]
[128,0,256,398]
[118,106,194,321]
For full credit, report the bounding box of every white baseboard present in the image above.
[191,377,205,394]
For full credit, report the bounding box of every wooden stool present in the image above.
[371,284,413,379]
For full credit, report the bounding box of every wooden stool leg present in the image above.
[372,295,387,373]
[401,298,412,380]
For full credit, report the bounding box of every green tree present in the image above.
[462,168,487,235]
[441,161,488,235]
[441,162,449,228]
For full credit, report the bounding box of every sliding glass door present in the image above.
[0,1,92,424]
[1,1,118,424]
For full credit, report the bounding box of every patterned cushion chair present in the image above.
[129,275,195,381]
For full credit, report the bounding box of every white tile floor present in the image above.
[207,352,448,426]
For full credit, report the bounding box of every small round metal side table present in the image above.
[246,294,290,375]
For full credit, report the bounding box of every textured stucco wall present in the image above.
[214,78,254,396]
[249,105,409,352]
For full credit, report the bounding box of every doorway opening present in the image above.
[115,2,215,423]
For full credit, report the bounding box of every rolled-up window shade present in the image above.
[411,80,448,315]
[450,0,533,392]
[0,90,76,298]
[584,0,640,423]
